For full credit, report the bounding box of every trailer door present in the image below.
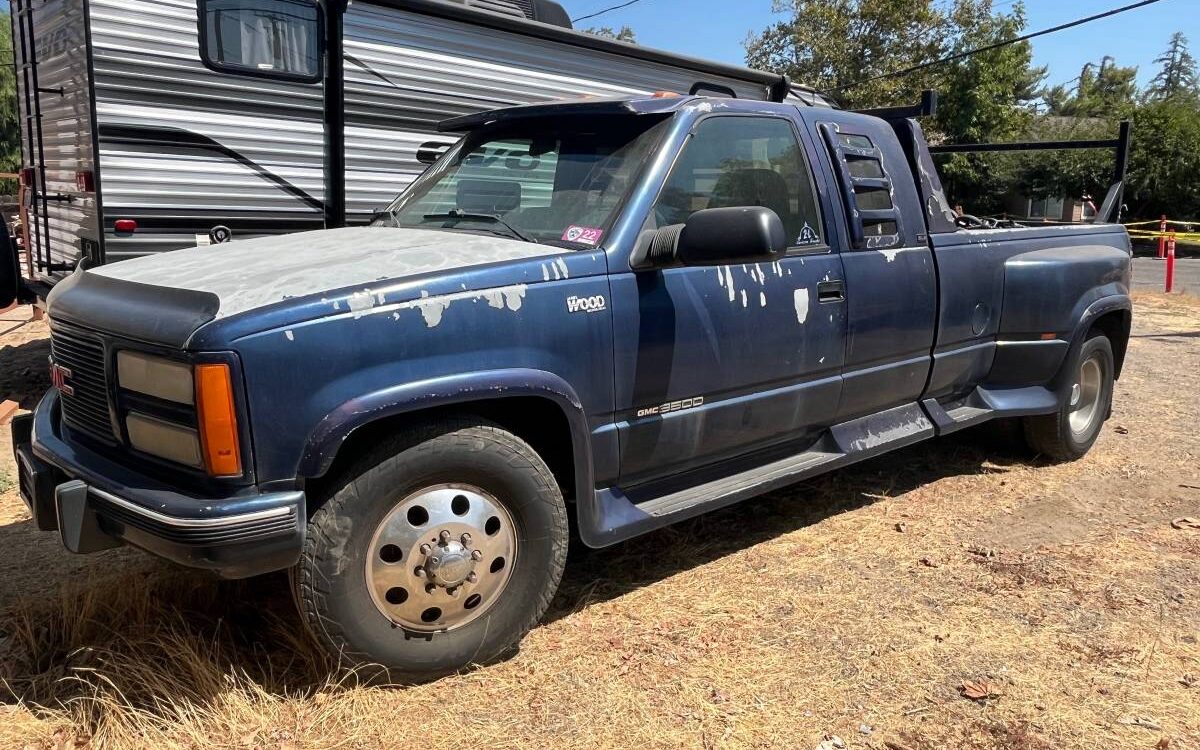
[12,0,101,285]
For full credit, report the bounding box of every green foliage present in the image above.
[744,0,948,110]
[744,2,1200,221]
[931,1,1046,214]
[1123,98,1200,218]
[1042,57,1139,117]
[582,25,637,44]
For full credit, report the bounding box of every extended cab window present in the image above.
[819,125,903,248]
[653,116,824,249]
[200,0,321,82]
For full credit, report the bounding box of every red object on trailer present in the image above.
[113,219,137,234]
[1165,234,1176,293]
[1158,215,1167,259]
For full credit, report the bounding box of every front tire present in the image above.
[293,418,568,681]
[1022,331,1114,461]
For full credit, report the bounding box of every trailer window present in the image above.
[200,0,321,82]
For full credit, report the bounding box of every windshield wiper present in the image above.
[422,209,537,244]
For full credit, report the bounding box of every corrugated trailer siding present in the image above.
[14,0,99,282]
[89,0,326,259]
[341,4,770,218]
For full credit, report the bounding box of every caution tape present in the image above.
[1123,218,1199,228]
[1127,231,1200,246]
[1126,229,1200,240]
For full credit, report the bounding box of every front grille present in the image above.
[50,322,115,441]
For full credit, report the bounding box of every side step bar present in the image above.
[580,402,935,547]
[578,386,1062,548]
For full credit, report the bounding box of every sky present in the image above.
[558,0,1200,94]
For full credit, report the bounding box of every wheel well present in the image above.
[305,397,577,510]
[1090,309,1131,379]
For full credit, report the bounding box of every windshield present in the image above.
[375,114,672,248]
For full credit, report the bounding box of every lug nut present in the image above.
[448,586,460,598]
[419,543,432,555]
[467,572,477,584]
[471,549,483,561]
[414,566,425,577]
[425,583,437,594]
[460,532,472,546]
[439,529,452,543]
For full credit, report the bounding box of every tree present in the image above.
[932,1,1046,212]
[1042,57,1139,117]
[1147,32,1198,101]
[744,0,1047,213]
[582,25,636,44]
[744,0,950,110]
[0,11,21,192]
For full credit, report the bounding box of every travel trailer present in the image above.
[3,0,824,305]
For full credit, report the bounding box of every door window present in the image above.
[653,116,824,249]
[200,0,321,82]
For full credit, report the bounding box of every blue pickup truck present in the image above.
[12,94,1132,679]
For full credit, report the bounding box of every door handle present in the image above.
[817,280,845,302]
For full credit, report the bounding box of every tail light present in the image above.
[19,167,35,188]
[75,170,95,193]
[114,219,137,233]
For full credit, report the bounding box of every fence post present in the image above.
[1165,234,1176,293]
[1158,215,1167,259]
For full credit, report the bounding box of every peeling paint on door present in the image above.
[793,288,810,324]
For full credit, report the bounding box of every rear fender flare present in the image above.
[1051,293,1131,397]
[297,368,594,504]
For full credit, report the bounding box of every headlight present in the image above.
[116,351,193,404]
[125,412,204,468]
[117,352,243,477]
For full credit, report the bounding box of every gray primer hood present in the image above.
[90,226,568,318]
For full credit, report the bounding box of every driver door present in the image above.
[609,114,847,487]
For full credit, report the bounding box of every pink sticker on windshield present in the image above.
[562,225,604,245]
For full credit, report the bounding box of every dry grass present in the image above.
[0,293,1198,749]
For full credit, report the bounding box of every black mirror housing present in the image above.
[674,207,787,266]
[416,141,452,165]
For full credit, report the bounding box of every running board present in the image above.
[579,403,935,548]
[923,385,1059,436]
[639,448,841,517]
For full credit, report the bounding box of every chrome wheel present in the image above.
[1068,354,1103,437]
[366,484,517,632]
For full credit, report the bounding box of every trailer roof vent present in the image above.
[451,0,572,28]
[464,0,527,20]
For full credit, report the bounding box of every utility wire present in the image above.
[571,0,645,24]
[829,0,1168,93]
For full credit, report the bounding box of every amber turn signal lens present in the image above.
[195,363,242,477]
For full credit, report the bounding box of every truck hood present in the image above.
[47,226,570,348]
[89,226,563,318]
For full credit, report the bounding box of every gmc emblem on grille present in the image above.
[49,359,74,397]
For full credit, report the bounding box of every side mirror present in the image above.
[642,207,787,268]
[416,141,452,165]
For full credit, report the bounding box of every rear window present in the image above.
[199,0,321,82]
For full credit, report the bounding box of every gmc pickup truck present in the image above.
[12,94,1132,679]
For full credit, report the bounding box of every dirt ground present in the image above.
[0,293,1198,750]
